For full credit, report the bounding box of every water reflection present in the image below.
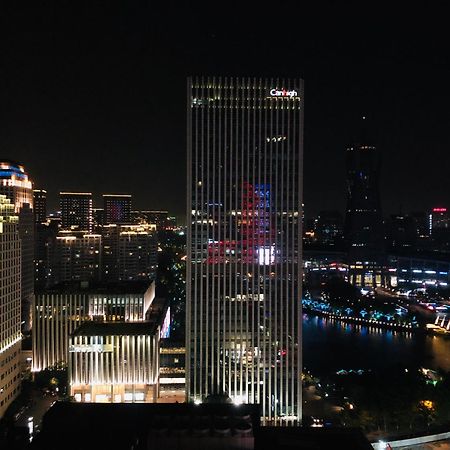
[303,314,450,375]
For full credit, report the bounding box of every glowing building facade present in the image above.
[0,161,34,331]
[344,128,385,288]
[68,322,160,403]
[186,77,303,423]
[0,195,22,418]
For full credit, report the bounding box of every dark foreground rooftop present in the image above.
[30,402,372,450]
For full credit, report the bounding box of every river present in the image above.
[303,313,450,375]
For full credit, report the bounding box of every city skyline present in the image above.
[3,4,450,218]
[4,4,450,446]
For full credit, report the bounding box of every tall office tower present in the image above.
[344,121,385,288]
[0,160,34,332]
[0,195,22,418]
[60,192,93,232]
[103,194,132,224]
[186,77,303,423]
[33,189,47,224]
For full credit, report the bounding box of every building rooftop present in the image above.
[72,321,159,337]
[37,280,154,295]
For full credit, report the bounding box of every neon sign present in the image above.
[433,208,447,213]
[269,88,298,98]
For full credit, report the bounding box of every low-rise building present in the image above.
[32,281,155,372]
[68,321,160,403]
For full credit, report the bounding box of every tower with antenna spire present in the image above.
[344,117,385,288]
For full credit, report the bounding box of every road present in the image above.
[15,388,56,437]
[395,440,450,449]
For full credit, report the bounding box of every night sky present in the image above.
[2,4,450,220]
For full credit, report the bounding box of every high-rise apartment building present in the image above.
[0,195,22,418]
[344,122,385,288]
[186,77,303,423]
[33,189,47,224]
[101,224,157,282]
[60,192,93,232]
[0,160,34,332]
[103,194,132,224]
[48,231,102,285]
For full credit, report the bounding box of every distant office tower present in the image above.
[33,189,47,224]
[0,160,34,332]
[386,214,417,250]
[429,208,450,251]
[313,211,344,246]
[429,207,449,234]
[60,192,93,232]
[344,122,385,288]
[187,77,303,423]
[0,195,22,418]
[47,231,102,285]
[101,224,157,282]
[103,194,132,224]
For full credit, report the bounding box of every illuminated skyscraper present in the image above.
[0,160,34,331]
[186,77,303,423]
[103,194,132,224]
[344,121,385,287]
[60,192,93,232]
[0,195,22,418]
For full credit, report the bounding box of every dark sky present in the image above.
[2,3,450,220]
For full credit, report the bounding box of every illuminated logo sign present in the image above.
[69,344,113,353]
[269,88,298,98]
[433,208,447,213]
